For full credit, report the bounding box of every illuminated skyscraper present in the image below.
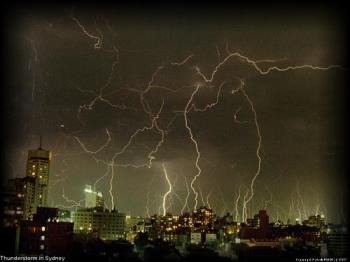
[23,138,51,219]
[84,185,104,208]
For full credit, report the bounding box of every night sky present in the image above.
[4,5,347,223]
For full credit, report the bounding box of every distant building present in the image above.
[240,210,270,239]
[125,215,144,232]
[72,207,125,240]
[159,213,179,241]
[302,215,325,228]
[178,212,193,229]
[84,185,104,208]
[253,210,269,229]
[192,206,216,233]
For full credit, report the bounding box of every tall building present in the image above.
[84,185,104,208]
[24,141,51,219]
[2,140,51,223]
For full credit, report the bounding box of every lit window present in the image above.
[40,244,44,250]
[32,172,35,176]
[41,235,45,241]
[41,226,46,232]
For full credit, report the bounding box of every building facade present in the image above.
[17,207,73,256]
[23,146,51,219]
[72,207,126,240]
[2,178,26,227]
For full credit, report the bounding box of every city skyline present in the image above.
[3,4,347,224]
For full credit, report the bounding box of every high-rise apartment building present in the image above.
[23,141,51,219]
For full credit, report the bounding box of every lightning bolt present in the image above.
[170,54,194,66]
[59,187,84,209]
[288,195,294,224]
[161,163,172,216]
[73,128,111,154]
[242,190,249,222]
[232,78,263,221]
[192,81,224,112]
[145,190,151,218]
[71,9,102,49]
[145,172,157,217]
[264,184,273,210]
[198,185,205,207]
[315,203,320,217]
[296,198,302,223]
[206,190,212,209]
[233,107,248,124]
[217,184,229,216]
[93,163,111,190]
[194,51,345,83]
[295,176,307,220]
[27,38,39,102]
[109,164,116,210]
[184,84,202,210]
[181,176,190,214]
[234,184,242,222]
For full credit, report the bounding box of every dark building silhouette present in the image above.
[17,207,73,256]
[241,210,270,239]
[2,178,26,227]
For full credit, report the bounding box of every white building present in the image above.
[84,185,104,208]
[72,207,125,240]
